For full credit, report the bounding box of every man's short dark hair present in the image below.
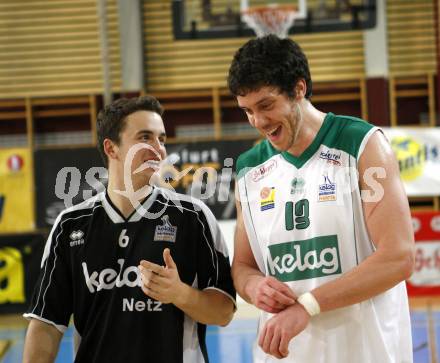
[227,35,312,99]
[96,95,164,167]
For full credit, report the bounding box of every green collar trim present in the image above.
[278,112,334,169]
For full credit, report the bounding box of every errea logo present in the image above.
[70,230,85,247]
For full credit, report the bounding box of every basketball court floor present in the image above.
[0,299,439,363]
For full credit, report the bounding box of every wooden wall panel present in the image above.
[0,0,122,98]
[387,0,437,76]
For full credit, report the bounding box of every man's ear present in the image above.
[103,138,119,163]
[294,79,307,99]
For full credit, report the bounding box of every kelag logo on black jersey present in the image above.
[266,236,341,282]
[82,259,164,313]
[82,259,141,293]
[154,215,177,242]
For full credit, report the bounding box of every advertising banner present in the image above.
[383,128,440,196]
[407,211,440,296]
[164,140,255,219]
[35,140,257,227]
[0,148,35,233]
[35,148,106,228]
[0,233,45,313]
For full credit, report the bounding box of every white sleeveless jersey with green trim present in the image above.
[236,113,412,363]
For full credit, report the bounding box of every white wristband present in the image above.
[297,292,321,316]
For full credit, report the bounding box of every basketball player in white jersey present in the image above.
[228,35,414,363]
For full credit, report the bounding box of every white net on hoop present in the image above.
[241,4,297,38]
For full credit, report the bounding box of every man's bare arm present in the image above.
[23,319,63,363]
[232,184,296,313]
[311,131,415,311]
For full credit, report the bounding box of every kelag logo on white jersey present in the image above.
[266,236,341,282]
[318,174,337,202]
[82,259,141,293]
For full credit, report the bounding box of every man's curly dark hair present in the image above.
[227,35,312,99]
[96,95,164,167]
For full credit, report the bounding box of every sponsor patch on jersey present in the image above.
[154,215,177,242]
[260,187,275,211]
[319,149,342,165]
[318,174,337,202]
[70,230,85,247]
[290,177,305,195]
[252,159,277,182]
[266,235,341,282]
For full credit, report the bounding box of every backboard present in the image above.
[172,0,376,40]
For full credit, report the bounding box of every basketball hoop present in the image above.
[241,4,297,38]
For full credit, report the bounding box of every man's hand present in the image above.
[245,275,296,313]
[139,248,184,304]
[258,303,310,359]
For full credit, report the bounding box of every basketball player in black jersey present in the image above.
[23,96,236,363]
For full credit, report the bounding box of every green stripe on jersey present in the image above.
[321,114,374,159]
[236,138,279,178]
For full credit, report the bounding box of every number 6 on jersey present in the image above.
[119,229,130,248]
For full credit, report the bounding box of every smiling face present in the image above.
[237,86,303,152]
[108,110,167,187]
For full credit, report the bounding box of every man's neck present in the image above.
[107,172,153,218]
[287,102,327,157]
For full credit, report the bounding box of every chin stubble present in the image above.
[286,102,303,150]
